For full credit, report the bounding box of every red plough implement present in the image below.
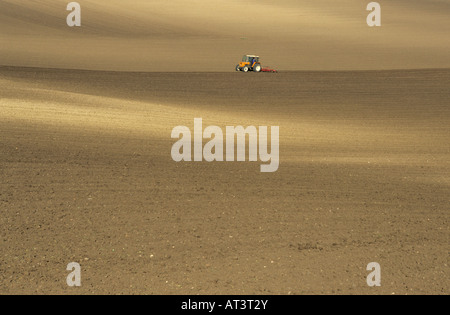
[261,67,278,73]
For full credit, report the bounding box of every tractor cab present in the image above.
[236,55,262,72]
[242,55,259,63]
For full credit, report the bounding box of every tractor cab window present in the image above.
[242,55,259,63]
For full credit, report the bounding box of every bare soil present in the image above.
[0,66,449,294]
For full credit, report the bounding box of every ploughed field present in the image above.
[0,66,449,294]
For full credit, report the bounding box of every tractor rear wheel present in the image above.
[254,64,262,72]
[243,66,249,72]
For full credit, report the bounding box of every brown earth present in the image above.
[0,66,449,295]
[1,0,449,71]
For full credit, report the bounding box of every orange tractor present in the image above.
[235,55,277,73]
[236,55,262,72]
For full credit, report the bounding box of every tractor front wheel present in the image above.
[235,65,241,71]
[243,66,249,73]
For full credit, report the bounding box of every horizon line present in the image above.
[1,65,450,74]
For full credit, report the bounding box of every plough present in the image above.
[261,67,278,73]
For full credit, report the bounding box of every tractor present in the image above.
[236,55,262,73]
